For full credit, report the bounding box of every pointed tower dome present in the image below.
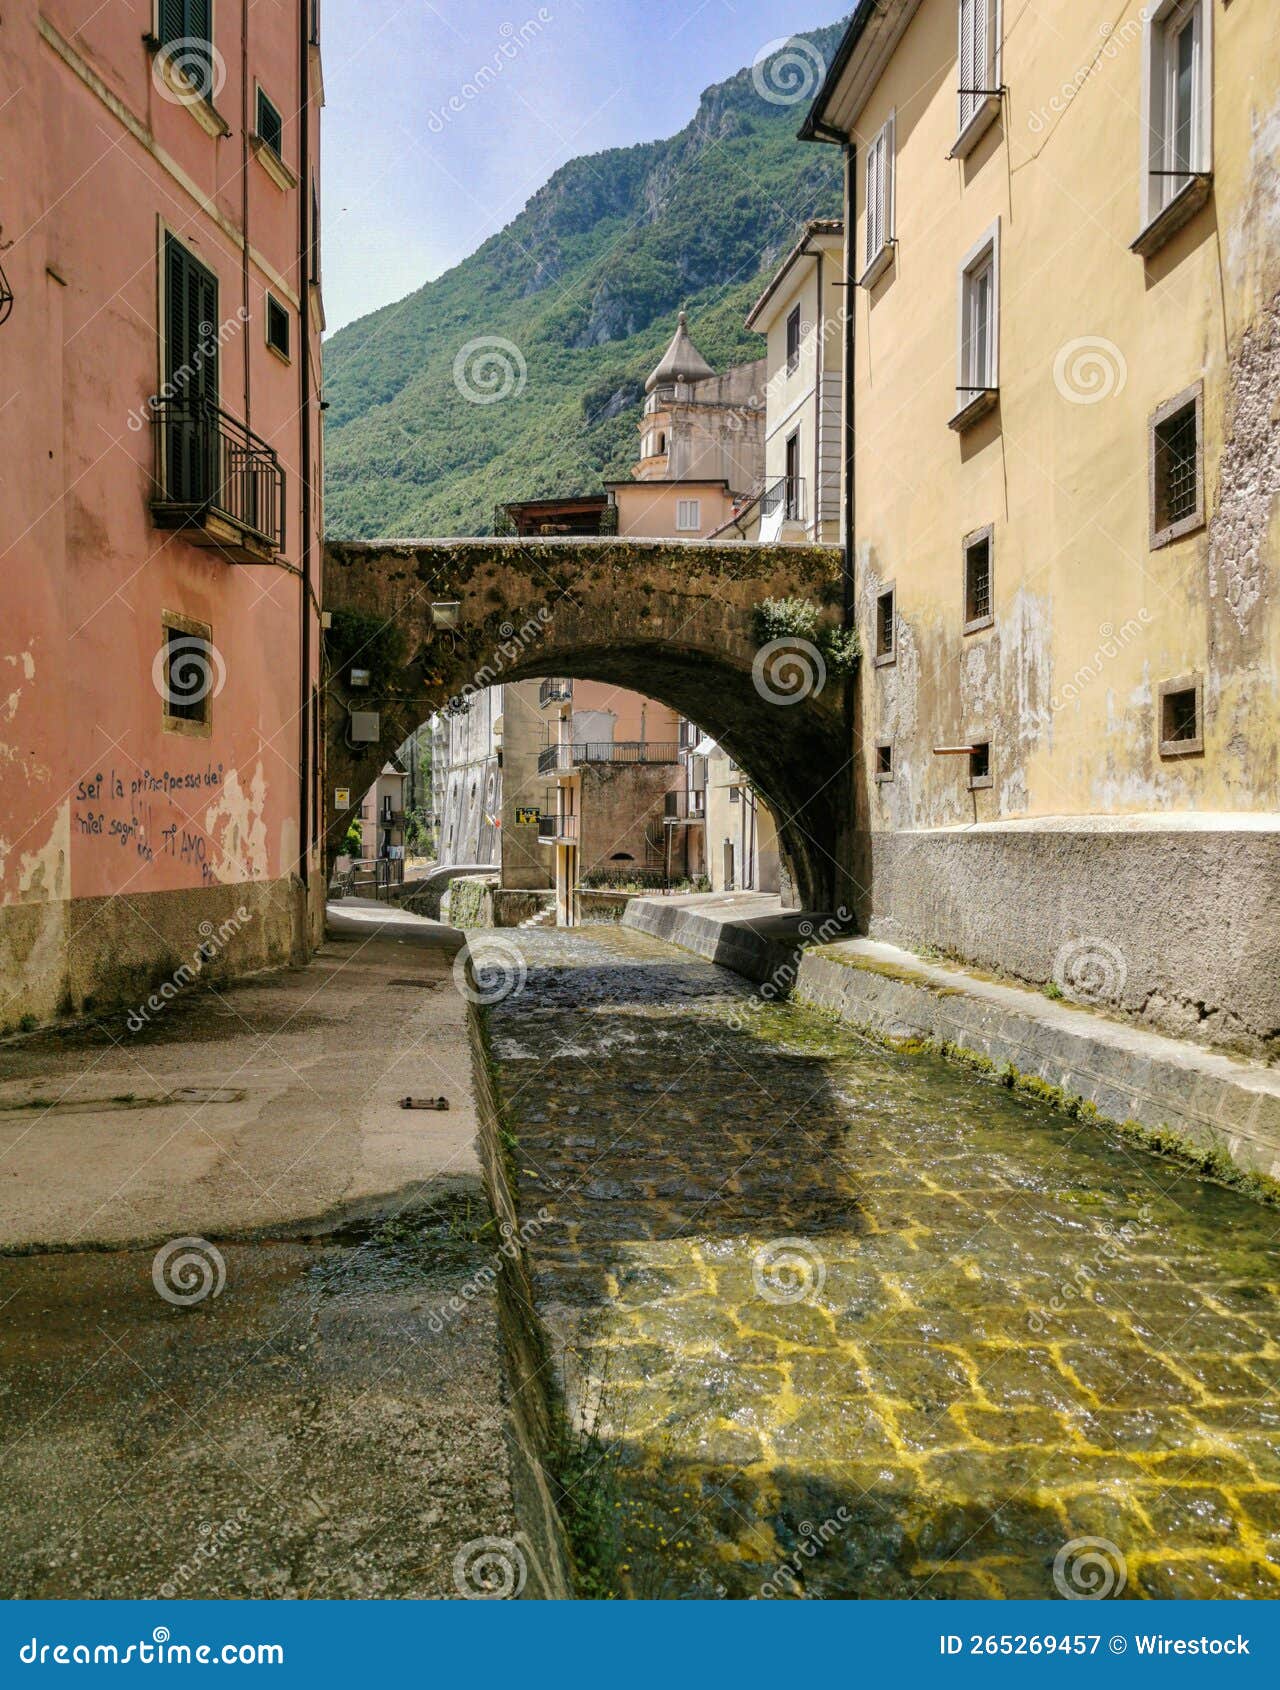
[646,310,715,393]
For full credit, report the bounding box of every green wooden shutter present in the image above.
[158,0,185,47]
[163,235,219,504]
[186,0,212,43]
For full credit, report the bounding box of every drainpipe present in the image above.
[808,121,856,626]
[297,0,313,898]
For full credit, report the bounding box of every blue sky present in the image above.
[321,0,846,332]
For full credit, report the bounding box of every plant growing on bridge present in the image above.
[752,597,860,675]
[326,609,407,696]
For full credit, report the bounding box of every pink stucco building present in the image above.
[0,2,325,1029]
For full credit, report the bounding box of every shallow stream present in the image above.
[486,925,1280,1600]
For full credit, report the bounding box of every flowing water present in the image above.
[485,925,1280,1600]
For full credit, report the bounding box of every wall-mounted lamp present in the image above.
[349,667,371,688]
[431,601,461,630]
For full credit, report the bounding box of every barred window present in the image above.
[1150,385,1204,547]
[963,528,993,631]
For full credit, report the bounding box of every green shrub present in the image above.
[751,598,861,676]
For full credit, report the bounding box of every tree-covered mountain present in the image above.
[323,20,847,538]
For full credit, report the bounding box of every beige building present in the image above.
[799,0,1280,1048]
[537,681,681,925]
[705,747,781,895]
[721,221,846,545]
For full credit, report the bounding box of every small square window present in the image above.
[729,785,741,804]
[875,585,896,665]
[256,88,284,159]
[969,741,992,788]
[675,498,702,532]
[160,616,215,735]
[1158,675,1203,756]
[266,294,290,360]
[963,527,993,632]
[875,741,894,782]
[1150,384,1204,547]
[786,306,801,376]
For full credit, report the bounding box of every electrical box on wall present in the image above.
[349,710,380,744]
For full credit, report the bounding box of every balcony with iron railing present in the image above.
[537,740,680,777]
[539,677,573,708]
[537,812,579,844]
[663,788,706,825]
[150,397,285,562]
[758,474,807,524]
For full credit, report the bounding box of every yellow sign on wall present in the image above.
[515,807,540,825]
[334,788,351,809]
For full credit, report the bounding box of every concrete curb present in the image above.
[622,896,1280,1187]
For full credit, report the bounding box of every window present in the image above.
[155,0,213,95]
[862,112,895,286]
[159,615,215,734]
[160,234,218,505]
[255,88,283,159]
[675,498,702,532]
[309,177,321,286]
[729,786,741,804]
[953,222,1000,428]
[963,526,993,632]
[875,742,894,782]
[784,431,801,521]
[955,0,1002,156]
[1158,676,1203,756]
[786,305,801,376]
[265,294,290,360]
[968,741,992,789]
[1150,383,1204,547]
[1138,0,1212,247]
[656,431,666,455]
[875,585,896,665]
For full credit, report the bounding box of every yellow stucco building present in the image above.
[802,0,1280,1051]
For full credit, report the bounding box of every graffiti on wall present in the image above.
[73,762,227,883]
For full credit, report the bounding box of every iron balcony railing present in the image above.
[537,740,680,776]
[539,677,573,707]
[759,475,806,522]
[664,788,706,824]
[151,397,285,552]
[537,812,578,843]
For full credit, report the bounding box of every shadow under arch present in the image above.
[323,537,854,911]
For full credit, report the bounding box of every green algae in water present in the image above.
[485,926,1280,1600]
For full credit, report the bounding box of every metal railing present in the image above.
[537,812,578,842]
[336,856,405,900]
[759,475,806,522]
[539,678,572,707]
[664,788,706,824]
[538,740,680,776]
[151,397,285,551]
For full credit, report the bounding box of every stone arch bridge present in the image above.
[322,538,853,911]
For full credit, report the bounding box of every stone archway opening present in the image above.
[323,538,856,913]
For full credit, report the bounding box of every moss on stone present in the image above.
[817,950,963,997]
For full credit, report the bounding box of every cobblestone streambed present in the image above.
[485,925,1280,1600]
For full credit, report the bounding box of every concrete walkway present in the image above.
[0,905,557,1600]
[0,902,479,1250]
